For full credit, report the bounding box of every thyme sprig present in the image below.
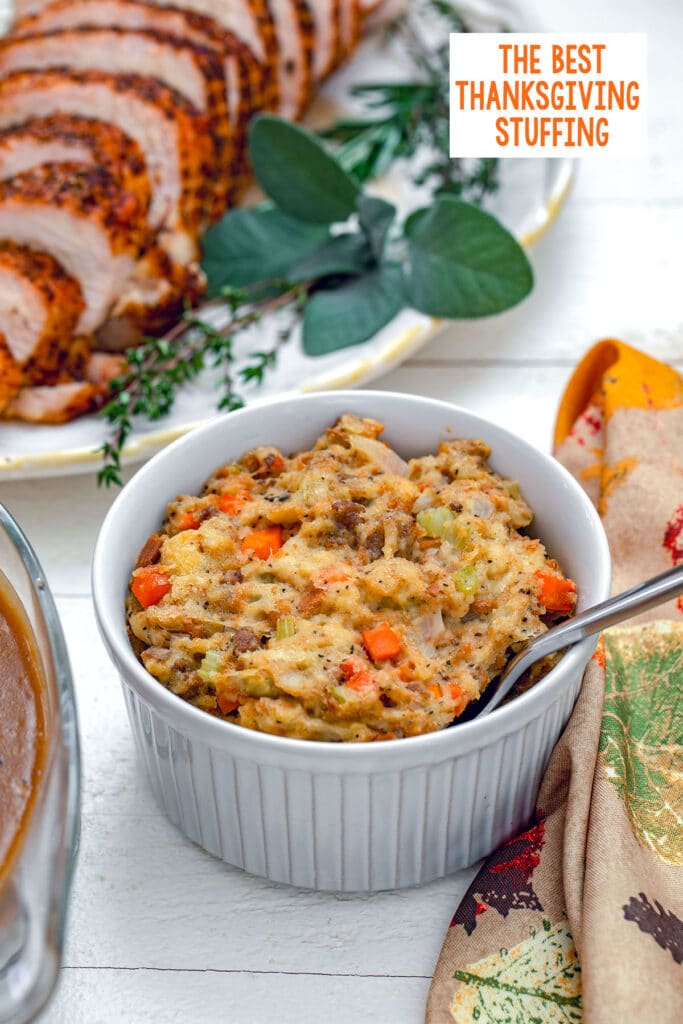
[97,282,307,486]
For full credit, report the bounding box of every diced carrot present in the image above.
[374,732,396,741]
[130,566,171,608]
[449,684,469,715]
[217,693,239,715]
[340,656,366,679]
[241,524,283,560]
[535,571,577,614]
[219,490,251,515]
[315,565,350,587]
[427,683,441,700]
[346,670,374,692]
[362,622,402,662]
[177,512,200,531]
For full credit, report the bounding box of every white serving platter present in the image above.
[0,0,574,478]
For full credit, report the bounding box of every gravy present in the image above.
[0,572,47,881]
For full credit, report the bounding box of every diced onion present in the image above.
[417,608,445,645]
[471,497,494,519]
[300,476,328,502]
[348,434,409,477]
[412,492,434,513]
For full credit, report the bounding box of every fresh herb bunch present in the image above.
[321,0,499,201]
[98,114,531,486]
[97,281,306,486]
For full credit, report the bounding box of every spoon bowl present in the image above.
[474,563,683,720]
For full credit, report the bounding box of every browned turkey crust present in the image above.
[0,114,151,219]
[0,337,22,413]
[309,0,341,81]
[268,0,315,118]
[14,0,274,115]
[0,69,214,260]
[0,163,149,335]
[0,241,86,385]
[17,0,282,105]
[335,0,362,71]
[0,27,239,212]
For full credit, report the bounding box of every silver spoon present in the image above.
[473,563,683,720]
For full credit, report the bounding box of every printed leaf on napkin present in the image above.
[451,820,545,936]
[600,624,683,865]
[622,893,683,964]
[449,920,581,1023]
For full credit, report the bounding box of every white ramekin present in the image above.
[92,391,610,891]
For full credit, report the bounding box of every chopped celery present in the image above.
[276,616,298,640]
[330,685,347,705]
[198,649,223,682]
[241,674,279,697]
[416,505,454,537]
[454,565,478,595]
[441,521,471,549]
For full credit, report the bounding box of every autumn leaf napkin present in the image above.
[426,340,683,1024]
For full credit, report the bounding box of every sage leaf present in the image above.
[201,205,327,296]
[303,263,405,356]
[405,197,533,318]
[357,195,396,260]
[249,115,360,224]
[290,232,373,282]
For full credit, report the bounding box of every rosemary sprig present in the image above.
[321,0,500,202]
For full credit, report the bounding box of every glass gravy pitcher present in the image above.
[0,503,80,1023]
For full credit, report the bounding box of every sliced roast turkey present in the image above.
[0,27,241,210]
[0,336,21,413]
[2,379,100,423]
[14,0,270,123]
[337,0,362,68]
[0,162,149,335]
[268,0,315,117]
[13,0,278,81]
[0,69,214,262]
[97,244,205,351]
[309,0,341,81]
[0,241,86,384]
[0,115,151,220]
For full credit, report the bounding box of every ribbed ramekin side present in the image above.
[120,668,585,892]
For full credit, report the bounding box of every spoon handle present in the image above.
[479,563,683,717]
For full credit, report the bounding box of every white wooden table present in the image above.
[2,0,681,1020]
